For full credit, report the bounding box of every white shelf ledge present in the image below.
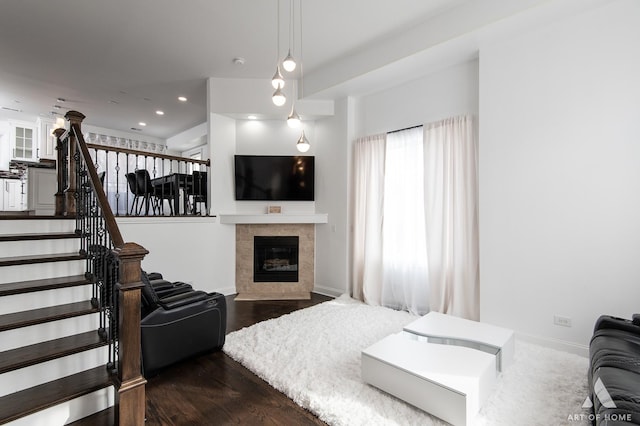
[219,213,328,224]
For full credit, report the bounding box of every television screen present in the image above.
[234,155,315,201]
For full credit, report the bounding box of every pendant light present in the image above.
[272,0,286,105]
[287,105,301,128]
[296,130,310,152]
[295,0,310,152]
[282,0,296,72]
[282,50,296,73]
[271,66,284,90]
[272,86,287,106]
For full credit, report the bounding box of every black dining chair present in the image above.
[126,170,157,216]
[187,171,207,215]
[149,174,176,216]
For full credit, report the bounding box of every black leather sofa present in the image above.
[140,271,227,376]
[589,314,640,425]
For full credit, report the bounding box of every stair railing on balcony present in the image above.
[56,110,147,425]
[83,138,210,217]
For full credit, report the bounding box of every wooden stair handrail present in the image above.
[65,111,146,425]
[70,122,125,248]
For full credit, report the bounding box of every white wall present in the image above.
[479,0,640,353]
[234,119,317,215]
[358,59,479,137]
[117,218,235,295]
[314,98,352,296]
[166,122,207,152]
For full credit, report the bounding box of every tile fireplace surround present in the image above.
[235,223,315,300]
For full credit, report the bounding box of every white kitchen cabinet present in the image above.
[1,178,27,211]
[9,120,38,162]
[37,118,58,160]
[27,167,56,215]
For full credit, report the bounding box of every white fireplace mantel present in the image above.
[219,213,328,224]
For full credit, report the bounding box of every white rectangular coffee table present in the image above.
[362,312,514,425]
[362,332,496,426]
[403,312,514,372]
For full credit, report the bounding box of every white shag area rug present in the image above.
[223,295,590,426]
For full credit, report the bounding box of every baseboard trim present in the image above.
[515,332,589,357]
[312,285,343,298]
[216,286,237,297]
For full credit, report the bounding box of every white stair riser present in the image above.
[0,313,100,352]
[0,347,109,397]
[1,239,80,258]
[0,220,76,235]
[0,284,93,315]
[0,260,85,284]
[5,387,114,426]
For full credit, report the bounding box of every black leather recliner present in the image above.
[140,271,227,376]
[589,314,640,425]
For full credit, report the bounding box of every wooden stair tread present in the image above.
[0,365,112,424]
[0,232,80,242]
[0,300,98,332]
[0,252,84,267]
[0,215,75,220]
[67,407,114,426]
[0,275,90,297]
[0,330,107,374]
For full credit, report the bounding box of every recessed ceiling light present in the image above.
[178,96,187,102]
[248,115,257,120]
[155,110,164,116]
[56,98,66,103]
[53,105,62,109]
[109,100,119,104]
[139,122,147,126]
[130,127,142,131]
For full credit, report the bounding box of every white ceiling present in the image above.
[0,0,602,140]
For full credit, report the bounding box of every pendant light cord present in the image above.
[299,0,303,99]
[289,0,294,56]
[276,0,280,62]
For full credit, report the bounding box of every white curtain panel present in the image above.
[352,116,478,319]
[423,115,479,320]
[382,127,430,314]
[352,134,386,305]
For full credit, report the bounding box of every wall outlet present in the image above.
[554,315,572,327]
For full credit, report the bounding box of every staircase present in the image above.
[0,215,114,425]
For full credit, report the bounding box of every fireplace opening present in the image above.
[254,236,299,282]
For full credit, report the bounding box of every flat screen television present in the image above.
[234,155,315,201]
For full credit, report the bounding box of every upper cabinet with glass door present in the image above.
[9,120,38,161]
[37,117,57,160]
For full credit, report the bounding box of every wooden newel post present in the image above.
[113,242,148,425]
[53,128,67,216]
[64,110,85,216]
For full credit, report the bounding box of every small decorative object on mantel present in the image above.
[267,205,282,214]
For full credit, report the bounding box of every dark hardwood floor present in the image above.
[143,293,332,425]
